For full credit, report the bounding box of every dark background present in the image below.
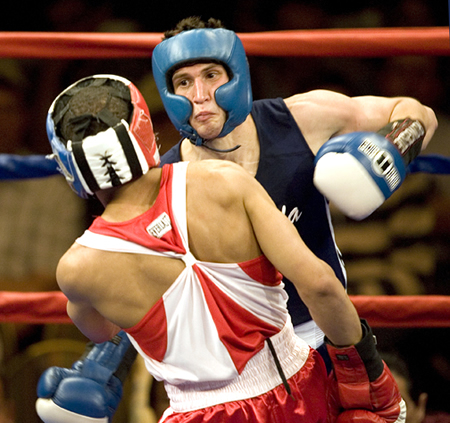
[1,0,449,32]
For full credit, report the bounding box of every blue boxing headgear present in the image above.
[152,28,253,146]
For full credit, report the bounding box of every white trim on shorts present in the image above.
[164,318,310,412]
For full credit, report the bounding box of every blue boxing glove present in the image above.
[314,118,425,220]
[36,331,137,423]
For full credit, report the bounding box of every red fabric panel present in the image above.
[125,297,168,361]
[194,265,280,374]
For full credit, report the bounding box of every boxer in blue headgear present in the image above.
[154,16,435,359]
[152,23,252,151]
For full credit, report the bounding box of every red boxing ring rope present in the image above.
[0,27,449,329]
[0,27,448,59]
[1,291,450,328]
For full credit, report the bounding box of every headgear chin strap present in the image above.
[152,28,253,148]
[46,74,160,199]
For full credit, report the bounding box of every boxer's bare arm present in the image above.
[221,161,362,347]
[285,90,437,154]
[57,245,121,343]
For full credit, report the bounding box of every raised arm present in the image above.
[285,89,437,154]
[286,90,438,220]
[351,94,437,147]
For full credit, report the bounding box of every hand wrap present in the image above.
[377,118,425,167]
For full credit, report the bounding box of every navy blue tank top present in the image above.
[161,98,346,327]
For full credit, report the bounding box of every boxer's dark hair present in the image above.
[163,16,225,39]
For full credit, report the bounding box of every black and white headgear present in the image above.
[47,74,160,198]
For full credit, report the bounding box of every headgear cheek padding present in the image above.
[152,29,253,145]
[47,74,160,199]
[127,82,160,166]
[71,122,151,194]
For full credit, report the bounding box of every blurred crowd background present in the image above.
[1,0,449,422]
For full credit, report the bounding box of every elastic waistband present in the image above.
[164,320,310,412]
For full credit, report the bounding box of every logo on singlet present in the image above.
[146,212,172,238]
[281,205,302,223]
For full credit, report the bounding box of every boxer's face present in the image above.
[172,63,229,140]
